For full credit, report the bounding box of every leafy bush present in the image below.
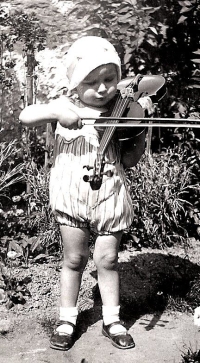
[1,3,200,262]
[67,1,200,85]
[23,165,59,246]
[0,8,47,143]
[1,142,199,263]
[0,139,23,197]
[67,0,200,155]
[125,148,199,248]
[68,0,161,74]
[0,150,60,264]
[27,163,60,247]
[181,347,200,363]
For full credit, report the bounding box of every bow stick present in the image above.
[81,117,200,128]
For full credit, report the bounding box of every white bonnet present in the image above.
[65,36,121,91]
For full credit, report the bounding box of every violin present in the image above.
[83,74,166,190]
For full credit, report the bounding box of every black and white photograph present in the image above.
[0,1,200,362]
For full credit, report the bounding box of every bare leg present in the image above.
[50,225,90,350]
[93,231,122,306]
[93,231,135,349]
[60,225,90,308]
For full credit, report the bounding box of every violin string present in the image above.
[99,88,132,154]
[98,99,121,153]
[95,77,136,174]
[99,82,133,152]
[99,97,129,153]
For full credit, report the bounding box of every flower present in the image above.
[15,209,24,216]
[7,251,17,260]
[194,307,200,326]
[12,195,21,203]
[30,202,37,211]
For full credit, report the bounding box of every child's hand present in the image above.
[138,96,155,116]
[58,108,82,129]
[194,307,200,326]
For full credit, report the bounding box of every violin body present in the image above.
[116,75,166,168]
[115,100,144,141]
[115,75,166,139]
[83,74,166,189]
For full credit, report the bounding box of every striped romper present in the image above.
[49,97,134,235]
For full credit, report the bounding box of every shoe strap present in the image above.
[105,321,126,330]
[56,320,76,329]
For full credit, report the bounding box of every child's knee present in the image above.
[94,251,118,270]
[63,252,89,271]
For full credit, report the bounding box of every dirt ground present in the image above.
[0,310,199,363]
[1,240,200,363]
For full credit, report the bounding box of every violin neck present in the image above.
[98,94,131,155]
[97,76,142,155]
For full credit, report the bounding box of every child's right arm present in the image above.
[19,100,82,129]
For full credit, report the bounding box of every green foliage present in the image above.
[0,9,47,53]
[177,0,200,91]
[1,144,199,264]
[21,163,60,253]
[0,138,60,264]
[66,0,200,113]
[68,0,161,74]
[0,139,25,242]
[0,140,23,197]
[152,118,200,173]
[0,8,46,97]
[2,263,31,309]
[0,7,47,142]
[0,3,200,263]
[181,347,200,363]
[0,162,60,260]
[126,149,199,248]
[0,6,51,244]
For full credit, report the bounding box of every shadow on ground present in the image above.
[120,253,200,307]
[90,253,200,329]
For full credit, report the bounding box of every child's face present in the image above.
[76,63,118,108]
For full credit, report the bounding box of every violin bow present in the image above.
[81,117,200,128]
